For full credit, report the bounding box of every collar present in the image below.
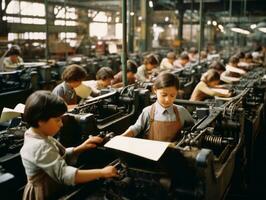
[26,127,48,139]
[155,101,174,114]
[63,82,74,91]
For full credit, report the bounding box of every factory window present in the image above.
[20,2,45,17]
[2,1,5,9]
[6,1,45,16]
[90,23,108,38]
[5,1,20,14]
[4,16,20,23]
[8,33,19,41]
[55,7,77,20]
[93,12,108,22]
[22,32,46,40]
[54,20,77,26]
[115,23,122,39]
[59,32,77,40]
[21,17,45,25]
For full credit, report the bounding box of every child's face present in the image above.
[155,86,178,108]
[146,63,155,71]
[101,78,113,87]
[38,116,63,136]
[10,55,18,63]
[68,81,82,89]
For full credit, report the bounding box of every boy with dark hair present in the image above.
[52,64,88,105]
[112,60,138,87]
[83,67,114,96]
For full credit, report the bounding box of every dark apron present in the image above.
[145,104,182,142]
[22,134,66,200]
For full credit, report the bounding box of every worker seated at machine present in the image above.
[173,52,190,69]
[190,69,231,101]
[83,67,114,96]
[160,51,176,70]
[238,52,259,70]
[112,60,138,88]
[136,54,159,82]
[2,45,24,72]
[122,72,194,142]
[52,64,88,106]
[220,56,246,84]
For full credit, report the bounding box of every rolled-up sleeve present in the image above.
[129,107,150,137]
[34,143,77,186]
[178,106,195,127]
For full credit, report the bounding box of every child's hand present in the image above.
[82,136,103,149]
[101,166,118,178]
[75,136,103,154]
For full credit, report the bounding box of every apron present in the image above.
[63,91,78,105]
[22,134,66,200]
[145,104,182,142]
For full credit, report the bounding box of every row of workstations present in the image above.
[0,50,265,199]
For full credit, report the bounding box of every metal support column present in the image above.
[128,0,134,53]
[177,0,184,48]
[198,0,204,63]
[45,0,49,62]
[140,0,148,52]
[121,0,127,86]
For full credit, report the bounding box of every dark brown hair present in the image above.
[209,61,225,72]
[153,72,179,90]
[7,45,21,56]
[23,90,67,128]
[167,52,176,60]
[127,60,138,73]
[229,56,240,65]
[180,52,189,60]
[202,69,220,83]
[144,54,159,66]
[61,64,87,82]
[96,67,114,80]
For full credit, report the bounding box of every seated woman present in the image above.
[2,45,24,72]
[112,60,138,87]
[220,56,246,84]
[83,67,114,96]
[136,54,159,82]
[190,69,231,101]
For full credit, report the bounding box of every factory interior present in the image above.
[0,0,266,199]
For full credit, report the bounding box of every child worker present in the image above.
[83,67,114,96]
[190,69,231,101]
[122,72,194,142]
[20,91,117,200]
[52,64,90,105]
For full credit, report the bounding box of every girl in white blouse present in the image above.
[20,91,117,200]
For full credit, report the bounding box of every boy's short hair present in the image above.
[7,45,21,56]
[245,52,253,60]
[203,69,220,83]
[23,91,67,128]
[61,64,87,82]
[180,52,189,60]
[143,54,159,66]
[229,56,240,65]
[209,61,225,72]
[96,67,114,80]
[126,60,138,73]
[167,52,176,60]
[154,72,179,90]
